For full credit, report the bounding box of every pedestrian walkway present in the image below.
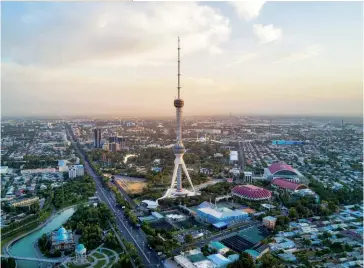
[61,246,119,268]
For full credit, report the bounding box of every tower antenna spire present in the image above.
[178,36,181,99]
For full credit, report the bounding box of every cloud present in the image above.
[229,1,266,21]
[234,52,258,64]
[273,45,322,63]
[253,24,282,44]
[209,46,224,55]
[187,77,215,86]
[3,2,231,67]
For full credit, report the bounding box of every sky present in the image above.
[1,1,363,117]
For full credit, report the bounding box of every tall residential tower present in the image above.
[93,128,102,148]
[158,37,197,201]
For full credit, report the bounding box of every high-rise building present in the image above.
[158,38,197,202]
[68,165,84,179]
[93,128,102,148]
[107,136,126,152]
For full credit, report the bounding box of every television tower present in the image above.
[158,37,197,201]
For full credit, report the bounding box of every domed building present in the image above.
[263,161,304,182]
[51,226,75,252]
[232,185,272,201]
[75,244,87,264]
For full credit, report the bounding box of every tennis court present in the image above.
[238,226,270,244]
[221,235,255,253]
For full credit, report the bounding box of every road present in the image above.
[111,179,138,208]
[238,141,245,171]
[66,125,162,268]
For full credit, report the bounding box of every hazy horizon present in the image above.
[1,1,363,117]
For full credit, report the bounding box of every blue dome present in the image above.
[56,233,68,242]
[76,244,86,252]
[57,227,67,235]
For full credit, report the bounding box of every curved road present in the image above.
[66,125,163,268]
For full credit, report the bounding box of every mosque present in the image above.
[51,226,75,252]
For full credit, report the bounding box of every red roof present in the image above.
[232,185,272,200]
[268,162,295,174]
[271,178,307,191]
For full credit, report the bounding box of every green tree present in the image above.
[260,253,283,268]
[228,252,255,268]
[289,207,298,219]
[303,239,312,246]
[184,234,194,244]
[1,257,16,268]
[114,254,133,268]
[327,201,338,213]
[104,232,120,250]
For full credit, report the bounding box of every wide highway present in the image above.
[66,125,163,268]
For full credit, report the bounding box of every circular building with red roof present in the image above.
[232,185,272,201]
[271,178,308,192]
[264,161,303,181]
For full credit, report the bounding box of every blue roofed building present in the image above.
[212,221,228,230]
[51,226,75,252]
[198,201,212,209]
[270,239,296,252]
[209,241,230,254]
[278,252,297,262]
[197,206,249,225]
[227,254,239,262]
[207,254,233,268]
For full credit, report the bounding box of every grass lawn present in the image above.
[108,256,117,267]
[101,248,115,257]
[92,251,105,259]
[87,256,94,262]
[94,259,106,268]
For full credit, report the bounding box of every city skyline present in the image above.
[2,1,363,117]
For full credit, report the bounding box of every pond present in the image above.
[8,207,75,268]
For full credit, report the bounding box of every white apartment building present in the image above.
[68,165,84,179]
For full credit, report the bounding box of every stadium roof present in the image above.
[268,162,295,174]
[232,185,272,200]
[271,178,308,191]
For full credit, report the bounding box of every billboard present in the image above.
[272,140,304,145]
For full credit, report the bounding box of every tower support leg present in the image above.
[181,160,195,193]
[169,163,179,194]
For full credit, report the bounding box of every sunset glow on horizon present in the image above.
[1,1,363,117]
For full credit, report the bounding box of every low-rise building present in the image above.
[263,216,277,230]
[11,197,39,207]
[209,241,230,255]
